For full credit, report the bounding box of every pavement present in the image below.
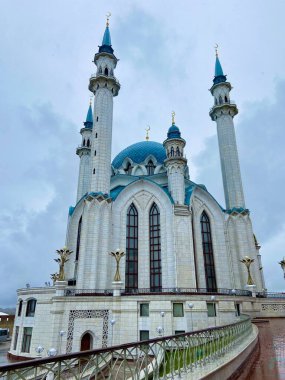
[0,341,11,365]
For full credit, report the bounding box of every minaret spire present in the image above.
[209,50,245,210]
[88,17,120,194]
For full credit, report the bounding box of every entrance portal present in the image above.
[80,332,93,351]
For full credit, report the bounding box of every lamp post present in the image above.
[160,311,165,336]
[110,319,116,346]
[59,330,65,354]
[35,345,44,357]
[156,326,164,337]
[211,295,216,327]
[279,258,285,279]
[187,303,194,331]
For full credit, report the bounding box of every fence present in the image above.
[0,316,252,380]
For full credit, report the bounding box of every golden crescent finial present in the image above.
[215,43,219,57]
[106,12,111,26]
[146,126,150,141]
[171,111,175,125]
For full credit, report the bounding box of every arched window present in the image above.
[93,168,95,174]
[18,300,23,316]
[104,67,109,76]
[96,116,99,122]
[170,146,174,157]
[76,216,82,261]
[94,150,96,156]
[26,299,37,317]
[146,160,155,175]
[176,147,180,157]
[200,212,217,292]
[219,95,223,105]
[83,139,86,146]
[95,133,98,138]
[125,162,132,175]
[149,203,162,291]
[125,204,138,291]
[225,95,228,103]
[87,139,90,147]
[215,98,218,105]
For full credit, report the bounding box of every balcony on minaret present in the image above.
[209,98,238,120]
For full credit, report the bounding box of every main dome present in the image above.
[112,141,166,169]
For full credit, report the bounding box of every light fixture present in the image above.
[47,348,58,357]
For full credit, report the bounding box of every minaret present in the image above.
[76,101,93,202]
[88,16,120,194]
[209,49,245,210]
[163,112,187,204]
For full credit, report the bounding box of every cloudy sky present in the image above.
[1,1,285,306]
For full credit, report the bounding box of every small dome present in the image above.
[112,141,166,169]
[167,124,181,139]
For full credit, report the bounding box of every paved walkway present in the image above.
[0,341,11,365]
[247,318,285,380]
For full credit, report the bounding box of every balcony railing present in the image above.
[0,316,252,380]
[256,291,285,299]
[209,100,237,113]
[64,287,252,297]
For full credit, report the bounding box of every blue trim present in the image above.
[225,207,250,215]
[69,206,75,216]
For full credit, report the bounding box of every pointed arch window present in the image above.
[149,203,162,291]
[200,211,217,292]
[146,160,155,175]
[104,67,109,76]
[76,216,82,261]
[125,204,138,291]
[125,162,132,175]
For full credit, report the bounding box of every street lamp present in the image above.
[47,348,58,357]
[279,258,285,278]
[160,311,165,336]
[35,345,44,357]
[210,296,217,327]
[156,326,164,337]
[110,319,116,346]
[188,303,194,331]
[231,289,236,296]
[59,330,65,354]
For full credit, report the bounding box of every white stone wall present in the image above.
[215,113,245,209]
[90,87,114,194]
[166,163,185,204]
[226,214,264,291]
[76,153,91,202]
[10,289,242,358]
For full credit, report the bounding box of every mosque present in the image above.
[9,18,266,358]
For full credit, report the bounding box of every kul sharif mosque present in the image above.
[9,17,266,358]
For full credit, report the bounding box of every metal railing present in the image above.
[209,100,237,112]
[0,316,252,380]
[64,287,252,297]
[256,291,285,299]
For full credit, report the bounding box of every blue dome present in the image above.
[112,141,166,169]
[167,124,181,139]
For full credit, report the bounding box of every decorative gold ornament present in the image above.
[54,247,73,281]
[145,126,150,141]
[109,249,125,282]
[106,12,111,27]
[240,256,255,285]
[171,111,175,125]
[50,272,60,285]
[279,258,285,278]
[215,43,219,57]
